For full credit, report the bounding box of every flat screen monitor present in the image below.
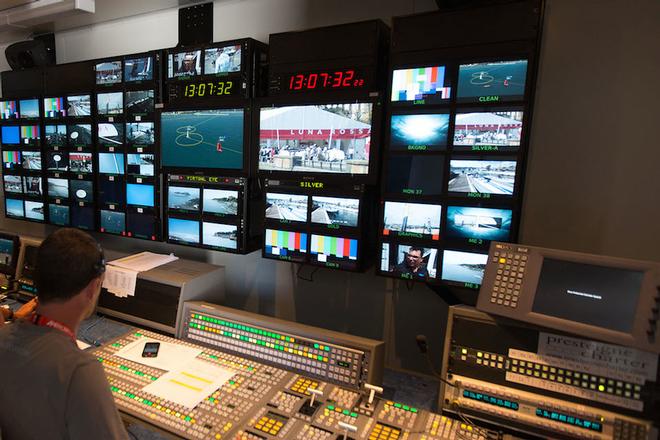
[71,205,94,230]
[310,234,358,269]
[265,193,307,223]
[20,125,40,147]
[45,125,67,148]
[390,113,450,151]
[453,110,523,149]
[126,183,154,207]
[441,249,488,285]
[2,151,21,171]
[69,152,94,174]
[457,60,528,103]
[97,92,123,116]
[48,204,69,226]
[98,178,125,205]
[2,126,20,145]
[168,186,200,212]
[161,109,244,170]
[22,151,41,171]
[0,233,20,277]
[204,45,241,74]
[95,60,122,85]
[0,100,18,120]
[448,159,517,196]
[445,206,512,242]
[168,50,202,78]
[310,196,359,228]
[386,154,444,196]
[22,176,42,196]
[68,124,93,148]
[24,201,44,221]
[5,198,24,218]
[43,97,66,118]
[380,243,438,281]
[127,213,158,240]
[98,152,125,175]
[264,229,308,262]
[383,201,441,240]
[18,99,40,119]
[202,222,238,250]
[100,209,126,235]
[97,123,124,146]
[46,151,67,171]
[70,180,93,203]
[127,154,155,176]
[168,217,200,245]
[126,122,155,145]
[259,103,373,175]
[3,175,22,194]
[47,178,69,199]
[202,189,238,216]
[66,94,91,117]
[125,90,154,116]
[391,66,451,104]
[124,56,153,82]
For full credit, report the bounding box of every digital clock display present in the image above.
[286,69,368,91]
[183,80,237,97]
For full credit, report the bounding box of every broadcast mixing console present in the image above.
[92,302,505,439]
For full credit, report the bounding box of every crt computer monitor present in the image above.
[0,232,20,278]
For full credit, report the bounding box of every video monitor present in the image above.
[383,201,441,240]
[100,210,126,235]
[125,90,154,116]
[203,189,238,216]
[168,50,202,78]
[202,222,238,250]
[48,204,69,226]
[69,152,94,174]
[168,217,200,245]
[168,186,200,212]
[47,178,69,199]
[43,97,66,118]
[20,125,40,147]
[24,201,44,221]
[98,178,125,205]
[380,243,438,280]
[390,113,450,151]
[97,123,124,146]
[127,213,158,240]
[126,122,155,145]
[45,125,67,148]
[126,183,154,207]
[391,66,451,104]
[441,249,488,286]
[5,198,24,218]
[68,124,93,148]
[22,151,42,171]
[70,180,93,203]
[1,126,20,145]
[22,176,42,196]
[311,196,359,228]
[453,110,523,149]
[448,159,517,196]
[386,154,444,196]
[161,109,244,170]
[127,154,155,176]
[95,60,122,85]
[265,193,307,223]
[310,234,358,269]
[66,95,91,117]
[46,151,67,171]
[457,60,528,103]
[204,45,241,74]
[264,229,308,262]
[446,206,512,242]
[0,233,19,276]
[71,205,94,230]
[2,151,21,171]
[3,175,22,194]
[98,152,125,174]
[124,56,153,82]
[18,99,40,119]
[0,100,18,120]
[97,92,123,116]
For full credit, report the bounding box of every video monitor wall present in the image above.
[379,57,531,289]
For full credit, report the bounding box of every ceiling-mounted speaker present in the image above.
[178,2,213,47]
[5,33,56,70]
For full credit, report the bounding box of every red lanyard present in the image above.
[31,314,76,343]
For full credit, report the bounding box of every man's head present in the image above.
[404,246,425,270]
[35,229,105,313]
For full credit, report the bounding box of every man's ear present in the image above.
[83,276,102,300]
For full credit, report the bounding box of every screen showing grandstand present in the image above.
[67,95,91,117]
[265,193,308,223]
[453,110,523,149]
[96,61,122,85]
[383,201,441,240]
[3,176,21,194]
[161,109,244,170]
[124,56,153,82]
[445,206,512,242]
[390,113,449,151]
[204,45,241,74]
[168,50,202,78]
[391,66,451,104]
[259,103,373,175]
[448,159,517,196]
[457,60,528,103]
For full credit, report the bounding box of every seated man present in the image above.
[0,228,128,439]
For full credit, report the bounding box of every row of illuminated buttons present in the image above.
[98,356,159,381]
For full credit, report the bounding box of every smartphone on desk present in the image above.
[141,342,160,358]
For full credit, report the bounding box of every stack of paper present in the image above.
[102,251,178,298]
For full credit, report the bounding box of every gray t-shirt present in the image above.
[0,320,128,440]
